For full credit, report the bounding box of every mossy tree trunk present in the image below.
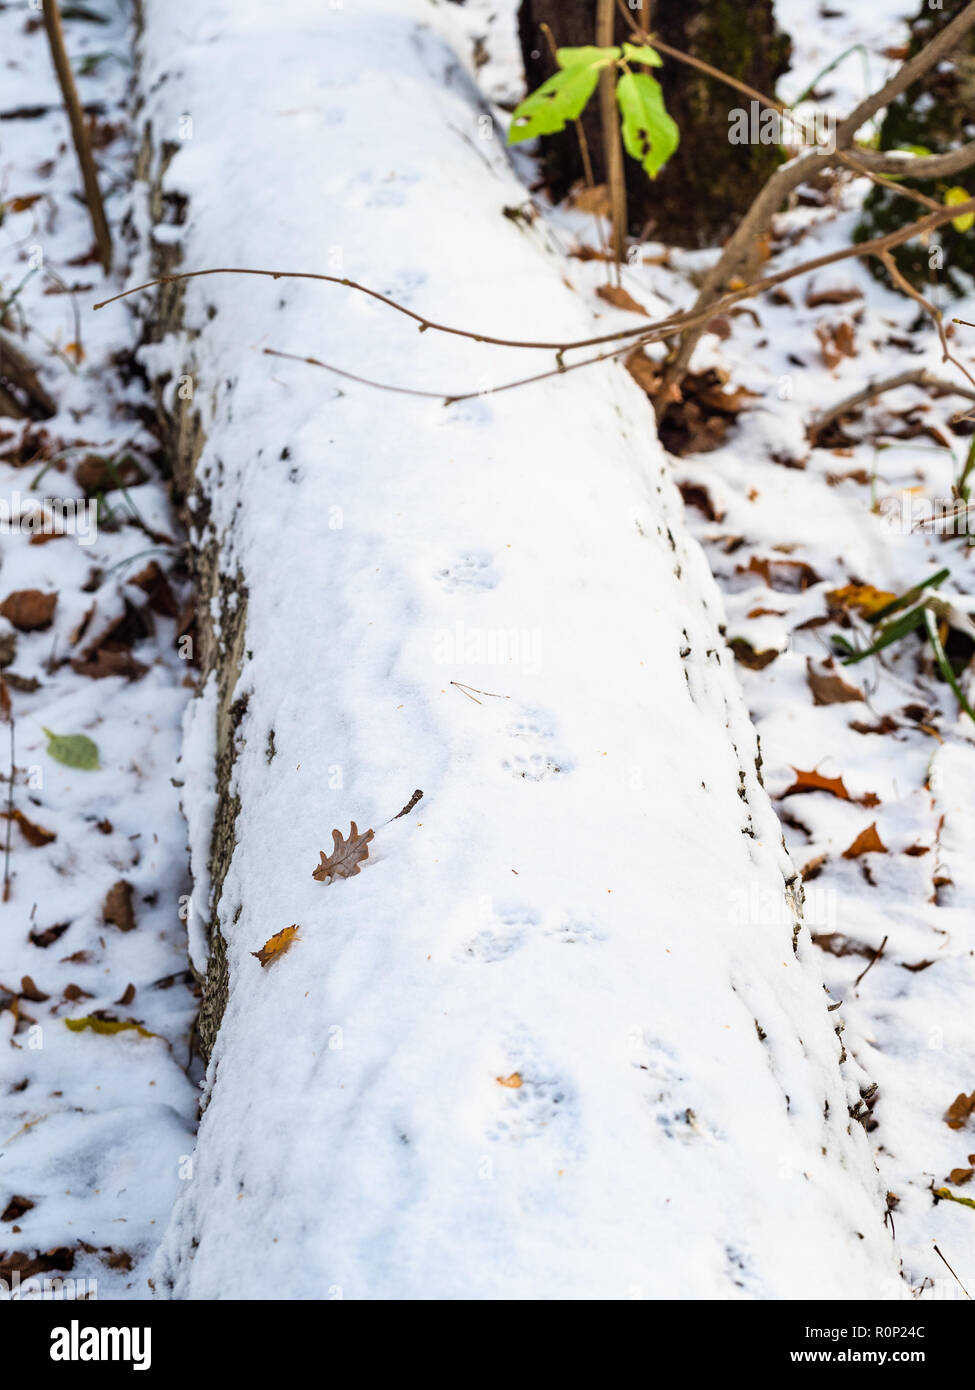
[517,0,791,248]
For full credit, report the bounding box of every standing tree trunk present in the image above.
[518,0,791,248]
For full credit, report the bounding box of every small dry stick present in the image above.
[810,368,975,443]
[389,789,423,822]
[95,268,654,354]
[450,680,510,705]
[878,249,975,400]
[1,680,14,903]
[854,934,888,989]
[933,1243,972,1300]
[41,0,112,273]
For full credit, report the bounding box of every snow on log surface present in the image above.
[130,0,904,1298]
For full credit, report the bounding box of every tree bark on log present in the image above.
[517,0,791,247]
[132,0,901,1298]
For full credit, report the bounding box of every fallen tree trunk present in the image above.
[130,0,902,1299]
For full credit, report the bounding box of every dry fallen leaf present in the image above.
[826,584,897,618]
[313,821,375,883]
[850,714,899,736]
[678,482,724,522]
[71,647,149,682]
[252,924,301,967]
[1,1194,35,1222]
[595,284,648,317]
[945,1090,975,1131]
[842,823,888,858]
[624,349,664,396]
[127,560,179,618]
[947,1167,974,1185]
[806,656,866,706]
[103,880,136,932]
[729,637,779,670]
[781,767,852,801]
[570,182,610,216]
[29,921,69,949]
[0,808,56,846]
[816,319,857,370]
[74,453,144,494]
[19,976,49,1003]
[496,1073,523,1089]
[744,555,821,592]
[0,589,57,632]
[805,285,863,308]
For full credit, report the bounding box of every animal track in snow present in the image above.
[545,915,606,946]
[457,903,537,963]
[501,714,568,782]
[629,1034,721,1143]
[486,1068,573,1145]
[434,551,498,592]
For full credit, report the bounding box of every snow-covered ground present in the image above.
[0,0,196,1298]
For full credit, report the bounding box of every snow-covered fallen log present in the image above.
[130,0,903,1299]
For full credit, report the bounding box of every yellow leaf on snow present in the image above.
[826,583,897,617]
[65,1015,159,1039]
[252,924,301,967]
[496,1073,523,1089]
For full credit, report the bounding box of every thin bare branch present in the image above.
[854,934,888,989]
[878,248,975,401]
[809,369,975,443]
[265,196,975,407]
[96,267,659,354]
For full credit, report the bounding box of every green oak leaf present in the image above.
[42,727,100,770]
[616,71,679,179]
